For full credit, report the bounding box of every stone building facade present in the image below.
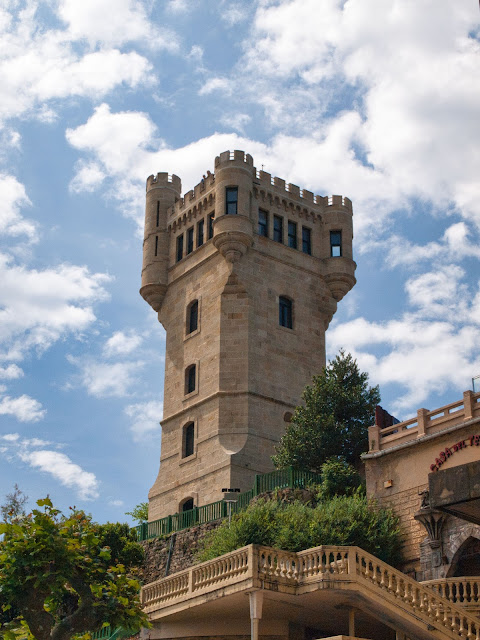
[363,390,480,580]
[140,150,356,521]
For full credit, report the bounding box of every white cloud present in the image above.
[0,253,111,362]
[198,77,232,96]
[220,113,251,134]
[19,449,99,500]
[0,393,45,422]
[124,400,163,440]
[221,4,249,27]
[0,433,20,442]
[0,364,23,380]
[67,356,145,398]
[58,0,178,50]
[0,174,35,240]
[103,330,143,357]
[108,498,124,507]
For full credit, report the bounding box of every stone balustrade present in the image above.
[368,391,480,452]
[141,543,480,639]
[423,577,480,612]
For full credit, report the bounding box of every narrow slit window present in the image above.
[156,201,160,227]
[154,235,158,257]
[258,209,268,237]
[208,212,215,239]
[185,364,196,394]
[279,296,293,329]
[187,227,194,254]
[197,219,204,247]
[288,221,297,249]
[187,300,198,334]
[226,187,238,214]
[302,227,311,255]
[273,215,283,243]
[330,230,342,257]
[183,422,195,458]
[176,234,184,262]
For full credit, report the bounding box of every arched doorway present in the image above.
[181,497,194,512]
[448,536,480,577]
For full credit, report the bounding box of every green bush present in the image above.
[197,494,402,567]
[316,457,363,500]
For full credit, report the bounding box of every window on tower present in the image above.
[258,209,268,237]
[302,226,311,255]
[279,296,293,329]
[154,235,158,257]
[197,219,204,247]
[187,300,198,334]
[208,212,215,239]
[185,364,196,394]
[273,215,283,243]
[176,234,184,262]
[330,230,342,257]
[187,227,194,254]
[225,187,238,214]
[288,221,297,249]
[183,422,195,458]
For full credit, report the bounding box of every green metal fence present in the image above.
[135,467,321,541]
[91,626,134,640]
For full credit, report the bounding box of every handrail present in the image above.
[423,577,480,607]
[136,467,322,541]
[141,544,480,639]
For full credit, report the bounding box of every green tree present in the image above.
[272,350,380,471]
[197,495,402,567]
[1,484,28,524]
[125,502,148,524]
[0,498,149,640]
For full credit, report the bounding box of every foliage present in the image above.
[125,502,148,524]
[1,485,28,524]
[272,350,380,471]
[316,457,363,500]
[0,498,149,640]
[197,494,402,567]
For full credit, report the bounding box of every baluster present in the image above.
[459,615,465,636]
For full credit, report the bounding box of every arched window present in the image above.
[183,422,195,458]
[279,296,293,329]
[185,364,196,394]
[448,537,480,577]
[187,300,198,334]
[181,497,194,512]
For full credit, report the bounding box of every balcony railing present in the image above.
[423,577,480,611]
[135,467,321,541]
[142,543,480,640]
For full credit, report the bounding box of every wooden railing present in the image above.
[141,544,480,639]
[368,390,480,452]
[424,577,480,610]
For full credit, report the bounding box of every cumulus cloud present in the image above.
[0,393,45,422]
[67,356,145,398]
[103,330,143,357]
[0,253,111,362]
[198,77,232,96]
[0,434,98,500]
[0,174,35,240]
[0,364,23,380]
[124,400,163,440]
[19,449,99,500]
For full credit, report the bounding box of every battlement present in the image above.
[146,173,182,193]
[214,149,254,168]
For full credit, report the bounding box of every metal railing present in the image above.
[135,467,321,541]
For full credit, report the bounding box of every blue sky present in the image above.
[0,0,479,524]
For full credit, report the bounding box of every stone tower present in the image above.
[141,150,356,521]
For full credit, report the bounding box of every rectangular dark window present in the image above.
[226,187,238,214]
[186,364,196,394]
[156,201,160,227]
[197,219,204,247]
[176,234,184,262]
[258,209,268,237]
[208,213,214,239]
[187,227,194,254]
[330,230,342,257]
[188,300,198,334]
[273,215,283,243]
[302,227,311,255]
[288,221,297,249]
[279,296,293,329]
[184,422,195,457]
[155,235,158,257]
